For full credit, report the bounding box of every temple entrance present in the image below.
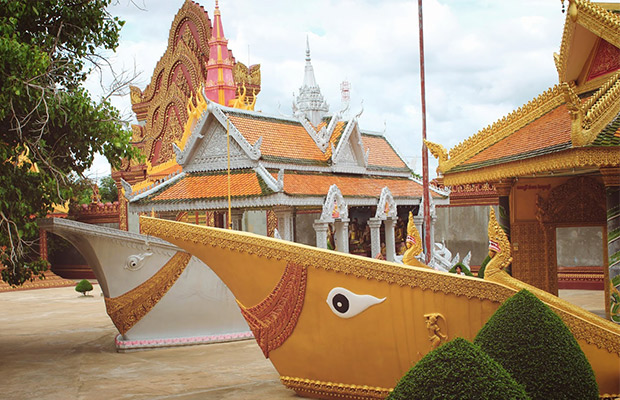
[556,226,605,290]
[534,176,607,303]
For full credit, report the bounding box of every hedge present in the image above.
[474,289,598,400]
[387,337,530,400]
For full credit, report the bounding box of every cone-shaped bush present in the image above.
[75,279,93,296]
[387,338,529,400]
[474,289,598,400]
[449,262,474,276]
[477,255,491,278]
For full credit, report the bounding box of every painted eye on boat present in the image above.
[326,287,386,319]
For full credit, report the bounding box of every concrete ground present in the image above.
[0,285,607,400]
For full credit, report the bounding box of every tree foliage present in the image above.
[99,175,118,203]
[0,0,140,286]
[75,279,93,296]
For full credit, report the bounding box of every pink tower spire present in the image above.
[205,0,236,106]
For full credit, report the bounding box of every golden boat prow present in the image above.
[140,212,620,399]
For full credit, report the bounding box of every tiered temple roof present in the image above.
[429,0,620,186]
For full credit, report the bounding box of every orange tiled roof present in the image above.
[142,169,440,203]
[151,171,266,201]
[226,113,344,163]
[362,134,408,169]
[454,103,572,171]
[224,112,408,170]
[279,171,441,198]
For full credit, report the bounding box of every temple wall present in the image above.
[435,205,497,267]
[243,210,267,236]
[296,211,320,247]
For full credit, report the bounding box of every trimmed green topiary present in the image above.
[448,262,474,276]
[75,279,93,296]
[477,255,491,278]
[387,338,530,400]
[474,289,598,400]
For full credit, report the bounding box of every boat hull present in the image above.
[140,217,620,398]
[39,218,251,351]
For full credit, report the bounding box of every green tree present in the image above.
[0,0,140,286]
[75,279,93,296]
[99,175,118,203]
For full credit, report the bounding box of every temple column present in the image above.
[368,218,382,258]
[601,168,620,323]
[414,210,424,254]
[334,219,350,253]
[274,206,295,241]
[314,220,328,249]
[128,210,140,233]
[494,179,515,240]
[231,209,244,231]
[384,217,396,262]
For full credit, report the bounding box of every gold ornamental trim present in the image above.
[556,0,620,82]
[139,217,516,304]
[104,252,192,335]
[437,85,565,174]
[280,376,391,400]
[441,147,620,186]
[238,262,307,358]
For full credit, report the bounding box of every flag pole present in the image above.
[227,119,232,229]
[418,0,432,264]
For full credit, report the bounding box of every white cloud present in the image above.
[86,0,568,178]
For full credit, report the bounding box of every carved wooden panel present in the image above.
[512,222,551,292]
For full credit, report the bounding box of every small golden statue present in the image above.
[402,211,423,266]
[424,313,447,350]
[484,207,512,278]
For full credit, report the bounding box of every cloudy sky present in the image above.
[85,0,569,179]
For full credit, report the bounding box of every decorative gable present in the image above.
[174,98,262,173]
[331,119,368,174]
[185,123,252,172]
[586,39,620,81]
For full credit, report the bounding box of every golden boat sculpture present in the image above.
[141,209,620,399]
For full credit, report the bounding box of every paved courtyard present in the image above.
[0,284,607,399]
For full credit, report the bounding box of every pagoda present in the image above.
[120,31,448,261]
[427,0,620,320]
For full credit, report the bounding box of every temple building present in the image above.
[427,0,620,320]
[116,0,448,261]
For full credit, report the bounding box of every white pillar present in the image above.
[314,220,328,249]
[274,206,295,241]
[384,217,396,262]
[231,209,244,231]
[414,215,425,252]
[334,218,350,253]
[368,218,382,258]
[128,211,140,234]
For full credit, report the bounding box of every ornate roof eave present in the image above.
[429,85,566,174]
[564,71,620,146]
[439,146,620,186]
[555,0,620,83]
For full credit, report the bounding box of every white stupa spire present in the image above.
[294,36,329,126]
